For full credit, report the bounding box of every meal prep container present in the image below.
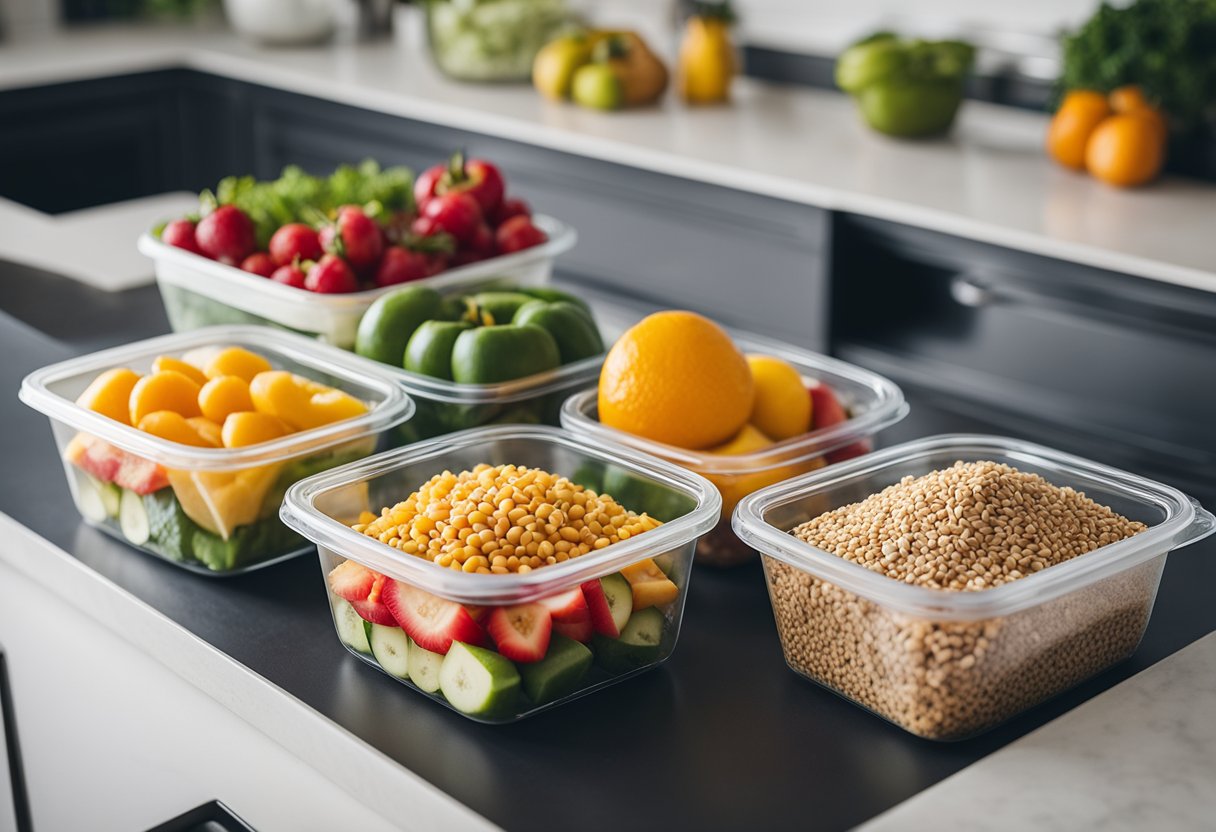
[139,215,576,349]
[19,326,414,576]
[425,0,579,82]
[386,295,639,445]
[732,434,1216,740]
[281,424,721,723]
[561,334,908,566]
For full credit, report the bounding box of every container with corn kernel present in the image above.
[732,434,1214,740]
[281,424,720,722]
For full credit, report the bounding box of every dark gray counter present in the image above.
[3,271,1214,832]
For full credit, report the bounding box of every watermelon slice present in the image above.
[65,433,168,495]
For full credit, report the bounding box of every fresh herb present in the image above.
[1060,0,1216,133]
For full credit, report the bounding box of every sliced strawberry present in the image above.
[809,382,849,431]
[537,587,588,621]
[486,603,552,664]
[581,579,619,638]
[381,580,484,654]
[553,608,594,643]
[65,434,168,494]
[351,597,397,626]
[463,604,489,623]
[328,560,376,602]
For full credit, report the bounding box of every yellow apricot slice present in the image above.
[301,388,369,429]
[248,371,312,429]
[221,411,292,448]
[198,376,255,424]
[186,416,223,448]
[204,347,273,382]
[76,368,141,425]
[151,355,208,386]
[138,411,213,447]
[129,370,202,424]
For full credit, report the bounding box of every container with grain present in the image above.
[732,435,1215,740]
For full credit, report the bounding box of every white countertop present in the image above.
[861,629,1216,831]
[2,24,1215,294]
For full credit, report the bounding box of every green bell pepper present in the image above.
[512,300,604,364]
[451,324,562,384]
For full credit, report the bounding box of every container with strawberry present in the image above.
[143,156,573,349]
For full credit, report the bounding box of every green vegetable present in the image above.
[356,286,444,366]
[450,324,561,384]
[208,160,414,248]
[835,34,975,137]
[427,0,577,82]
[1060,0,1216,134]
[404,320,474,379]
[512,300,604,363]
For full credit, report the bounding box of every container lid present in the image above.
[281,424,722,604]
[561,331,908,474]
[19,325,414,470]
[140,214,576,322]
[733,434,1216,620]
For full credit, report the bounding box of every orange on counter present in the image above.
[598,311,754,450]
[1046,90,1111,171]
[1086,112,1166,188]
[746,354,812,441]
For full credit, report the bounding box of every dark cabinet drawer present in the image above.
[833,215,1216,490]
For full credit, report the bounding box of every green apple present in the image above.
[572,63,623,111]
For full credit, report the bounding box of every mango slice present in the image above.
[222,411,291,448]
[620,558,680,610]
[137,411,216,447]
[204,347,273,382]
[186,416,223,448]
[199,375,255,424]
[76,367,141,425]
[151,355,208,386]
[129,370,202,425]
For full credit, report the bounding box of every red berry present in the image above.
[305,254,359,294]
[486,603,552,664]
[494,197,531,226]
[161,219,201,255]
[374,246,432,287]
[269,223,322,267]
[195,205,255,265]
[320,206,383,273]
[240,252,276,277]
[270,263,307,289]
[495,215,547,255]
[411,215,441,237]
[421,192,483,245]
[414,162,446,210]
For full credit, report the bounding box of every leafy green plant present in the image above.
[1060,0,1216,133]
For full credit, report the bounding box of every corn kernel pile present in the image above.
[353,463,662,574]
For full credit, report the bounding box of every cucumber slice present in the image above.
[439,642,521,718]
[119,488,151,545]
[594,607,665,673]
[100,481,121,518]
[368,623,411,679]
[74,472,110,523]
[332,597,372,655]
[408,639,445,693]
[600,573,633,634]
[520,635,593,705]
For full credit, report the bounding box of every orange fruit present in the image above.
[1107,85,1168,145]
[198,375,255,424]
[598,311,754,449]
[137,411,215,447]
[222,411,291,448]
[204,347,273,383]
[1046,90,1111,171]
[1085,113,1165,188]
[76,367,141,425]
[746,354,811,441]
[151,355,208,386]
[128,370,202,424]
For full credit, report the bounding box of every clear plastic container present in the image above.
[280,424,721,723]
[732,434,1216,740]
[561,333,908,566]
[139,215,576,349]
[19,326,414,576]
[425,0,580,82]
[385,294,639,445]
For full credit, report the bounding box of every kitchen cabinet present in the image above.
[832,214,1216,501]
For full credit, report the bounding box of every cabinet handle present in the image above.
[0,649,33,832]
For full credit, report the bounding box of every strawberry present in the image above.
[305,254,359,294]
[553,614,594,643]
[493,197,530,226]
[420,192,483,245]
[538,587,589,620]
[351,597,397,626]
[270,263,307,289]
[320,205,383,273]
[809,383,849,430]
[195,205,255,265]
[328,559,376,602]
[414,162,446,209]
[162,219,202,255]
[240,252,276,277]
[581,578,619,638]
[381,580,485,654]
[495,215,547,255]
[374,246,434,287]
[486,603,552,663]
[269,223,323,266]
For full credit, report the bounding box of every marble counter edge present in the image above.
[0,511,500,832]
